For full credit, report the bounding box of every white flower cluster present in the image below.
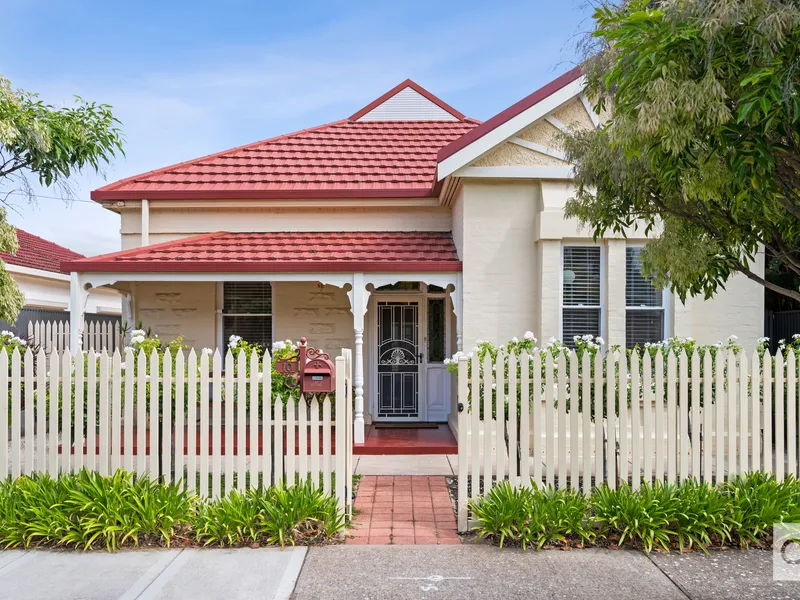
[201,347,214,356]
[572,333,604,348]
[444,350,473,365]
[228,335,242,349]
[272,339,296,352]
[0,331,26,346]
[130,328,147,345]
[757,336,770,344]
[524,331,536,341]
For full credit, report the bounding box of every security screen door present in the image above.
[377,301,420,419]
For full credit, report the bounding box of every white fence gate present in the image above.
[1,347,353,515]
[27,320,123,353]
[456,348,798,531]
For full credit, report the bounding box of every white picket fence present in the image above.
[1,347,353,515]
[456,348,799,531]
[27,320,123,352]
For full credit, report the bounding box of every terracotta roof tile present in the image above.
[93,88,480,201]
[0,228,85,274]
[63,231,462,273]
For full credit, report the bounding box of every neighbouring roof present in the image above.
[92,80,479,202]
[0,228,85,275]
[62,231,462,273]
[436,66,584,164]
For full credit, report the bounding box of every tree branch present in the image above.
[733,261,800,303]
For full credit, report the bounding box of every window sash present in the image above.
[562,246,602,307]
[626,309,665,347]
[626,248,662,308]
[562,246,603,347]
[222,282,273,348]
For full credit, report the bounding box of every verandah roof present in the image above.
[62,231,462,273]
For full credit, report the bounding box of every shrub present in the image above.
[470,473,800,553]
[672,479,732,553]
[193,482,344,548]
[0,470,191,551]
[0,470,346,552]
[723,472,800,547]
[590,481,677,553]
[469,481,593,549]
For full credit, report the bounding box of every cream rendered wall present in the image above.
[132,282,216,349]
[272,282,354,356]
[671,252,765,349]
[120,205,452,249]
[459,180,539,348]
[451,188,464,259]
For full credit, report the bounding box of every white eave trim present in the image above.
[579,94,601,128]
[437,76,586,180]
[6,263,70,282]
[453,166,574,179]
[509,137,567,161]
[544,115,570,133]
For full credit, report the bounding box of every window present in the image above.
[222,282,272,349]
[626,248,666,347]
[562,246,602,347]
[427,298,446,363]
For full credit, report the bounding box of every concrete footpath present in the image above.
[0,547,305,600]
[1,545,799,599]
[293,545,800,600]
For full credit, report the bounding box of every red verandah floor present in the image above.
[354,424,457,455]
[347,476,460,545]
[62,424,458,456]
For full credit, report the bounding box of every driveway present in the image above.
[0,547,305,600]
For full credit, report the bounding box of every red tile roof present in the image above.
[62,231,462,273]
[92,81,479,202]
[0,228,85,275]
[437,66,584,163]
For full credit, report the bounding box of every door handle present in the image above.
[417,352,424,362]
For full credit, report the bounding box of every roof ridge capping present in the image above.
[348,79,467,122]
[436,66,585,170]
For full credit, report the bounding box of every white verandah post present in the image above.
[350,273,370,445]
[69,272,89,355]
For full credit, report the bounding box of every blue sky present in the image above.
[1,0,593,255]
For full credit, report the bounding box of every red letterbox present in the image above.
[275,337,335,395]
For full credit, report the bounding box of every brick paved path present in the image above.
[347,476,460,545]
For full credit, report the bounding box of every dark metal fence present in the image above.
[0,308,121,340]
[765,310,800,352]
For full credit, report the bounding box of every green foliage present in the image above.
[0,214,24,324]
[0,470,191,551]
[469,482,593,550]
[0,74,124,324]
[0,470,346,552]
[564,0,800,304]
[591,481,677,553]
[673,479,733,552]
[193,482,344,548]
[469,473,800,553]
[723,472,800,547]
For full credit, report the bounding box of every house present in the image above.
[1,228,121,317]
[62,70,764,442]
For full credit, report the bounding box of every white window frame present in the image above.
[560,242,606,345]
[216,281,275,351]
[625,244,671,346]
